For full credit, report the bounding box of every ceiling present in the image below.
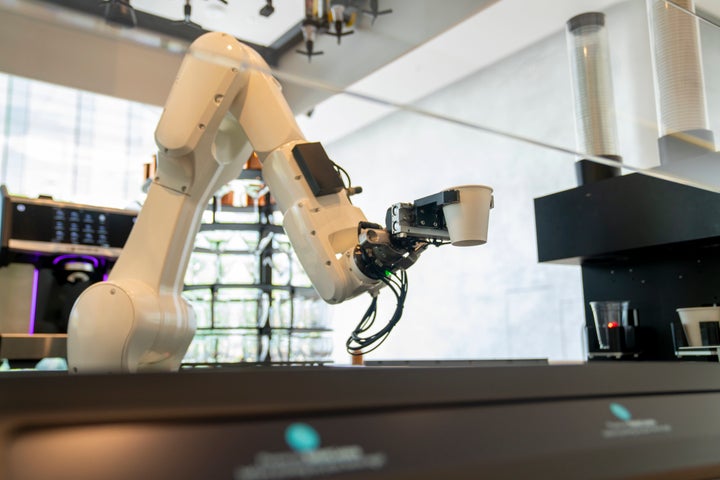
[112,0,720,143]
[2,0,719,145]
[131,0,305,47]
[297,0,720,143]
[297,0,627,142]
[12,0,496,114]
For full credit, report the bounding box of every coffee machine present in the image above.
[0,186,137,364]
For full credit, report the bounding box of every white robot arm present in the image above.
[67,32,492,373]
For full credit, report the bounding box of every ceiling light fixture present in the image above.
[296,19,324,62]
[172,0,202,29]
[261,0,394,63]
[259,0,274,17]
[328,4,354,44]
[363,0,392,26]
[100,0,137,28]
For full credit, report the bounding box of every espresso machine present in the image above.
[0,186,137,365]
[535,8,720,362]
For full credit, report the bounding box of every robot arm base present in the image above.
[67,279,195,373]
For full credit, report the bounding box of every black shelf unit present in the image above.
[183,194,331,366]
[535,173,720,360]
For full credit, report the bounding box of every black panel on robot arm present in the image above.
[291,142,345,197]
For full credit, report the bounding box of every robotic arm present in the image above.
[67,32,493,373]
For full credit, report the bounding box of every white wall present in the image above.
[323,0,669,363]
[324,32,585,363]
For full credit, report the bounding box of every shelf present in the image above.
[183,283,316,294]
[199,223,284,234]
[0,334,66,360]
[194,326,332,333]
[180,361,332,369]
[192,247,256,255]
[587,351,641,360]
[191,246,291,255]
[534,173,720,264]
[183,196,330,365]
[676,346,720,360]
[237,168,262,180]
[206,204,277,214]
[207,205,256,214]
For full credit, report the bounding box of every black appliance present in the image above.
[0,186,136,361]
[535,173,720,360]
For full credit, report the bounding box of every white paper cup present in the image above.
[442,185,493,246]
[677,306,720,347]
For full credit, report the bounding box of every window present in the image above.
[0,73,161,208]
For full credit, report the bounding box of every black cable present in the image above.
[331,160,352,188]
[346,269,408,356]
[354,295,378,335]
[359,273,407,354]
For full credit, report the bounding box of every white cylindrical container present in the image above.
[647,0,709,136]
[566,12,620,158]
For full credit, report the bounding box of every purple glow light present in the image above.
[52,254,100,268]
[29,268,39,334]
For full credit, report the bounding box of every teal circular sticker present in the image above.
[285,423,321,452]
[609,402,632,421]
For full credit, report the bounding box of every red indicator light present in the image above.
[607,321,620,329]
